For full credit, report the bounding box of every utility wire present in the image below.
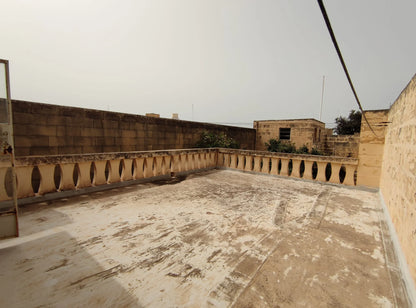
[317,0,377,135]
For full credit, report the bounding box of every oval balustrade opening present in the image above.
[339,166,346,184]
[105,161,111,182]
[325,163,332,181]
[300,160,305,178]
[30,166,40,194]
[312,162,318,179]
[73,164,80,187]
[90,162,96,184]
[54,165,62,190]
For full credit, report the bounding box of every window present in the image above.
[279,128,291,140]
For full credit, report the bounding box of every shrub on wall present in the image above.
[265,139,323,155]
[195,131,240,149]
[265,139,296,153]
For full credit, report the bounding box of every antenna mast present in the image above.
[319,75,325,121]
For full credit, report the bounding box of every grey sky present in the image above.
[1,0,415,128]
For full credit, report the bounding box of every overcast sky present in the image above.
[1,0,415,128]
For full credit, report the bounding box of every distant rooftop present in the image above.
[254,118,325,124]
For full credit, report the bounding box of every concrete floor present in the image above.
[0,170,409,307]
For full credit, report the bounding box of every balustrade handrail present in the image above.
[217,148,358,165]
[0,148,217,167]
[0,147,359,204]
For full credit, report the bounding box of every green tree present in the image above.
[195,131,240,149]
[334,110,362,135]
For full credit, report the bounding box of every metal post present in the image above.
[0,59,19,237]
[319,75,325,121]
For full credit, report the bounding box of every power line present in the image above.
[317,0,376,135]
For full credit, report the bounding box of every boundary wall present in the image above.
[9,100,255,156]
[379,74,416,290]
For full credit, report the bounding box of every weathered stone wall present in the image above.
[323,134,360,158]
[254,119,326,151]
[356,110,389,187]
[11,100,256,156]
[380,74,416,285]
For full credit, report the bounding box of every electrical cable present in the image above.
[317,0,377,135]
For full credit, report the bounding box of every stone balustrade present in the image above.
[0,148,358,203]
[218,149,358,186]
[0,149,218,202]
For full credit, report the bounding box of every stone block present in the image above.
[121,130,136,138]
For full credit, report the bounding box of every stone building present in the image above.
[253,119,327,151]
[254,118,360,158]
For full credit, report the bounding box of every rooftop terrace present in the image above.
[0,169,410,307]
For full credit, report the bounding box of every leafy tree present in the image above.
[334,110,362,135]
[195,131,240,149]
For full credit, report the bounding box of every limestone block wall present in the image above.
[10,100,256,156]
[356,110,389,187]
[380,74,416,284]
[254,119,326,151]
[323,134,360,158]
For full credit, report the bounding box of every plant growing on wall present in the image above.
[334,110,362,135]
[265,139,296,153]
[195,131,240,149]
[265,139,324,155]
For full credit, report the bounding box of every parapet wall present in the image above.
[380,74,416,285]
[323,134,360,158]
[10,100,256,156]
[356,110,389,187]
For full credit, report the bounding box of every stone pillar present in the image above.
[303,160,314,180]
[280,158,289,176]
[15,166,36,197]
[60,163,76,191]
[94,160,108,185]
[344,165,356,186]
[155,156,164,176]
[217,153,224,167]
[316,161,327,182]
[143,157,154,178]
[163,156,171,174]
[261,157,270,174]
[270,158,279,175]
[245,156,253,171]
[291,159,302,178]
[37,164,57,194]
[108,160,121,183]
[0,167,10,201]
[122,159,134,181]
[253,156,261,172]
[77,161,93,188]
[237,155,245,170]
[230,154,237,169]
[329,162,342,184]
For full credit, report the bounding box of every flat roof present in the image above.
[0,170,409,307]
[254,118,325,124]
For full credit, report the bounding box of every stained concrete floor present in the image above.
[0,170,410,307]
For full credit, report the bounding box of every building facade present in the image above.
[254,119,328,152]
